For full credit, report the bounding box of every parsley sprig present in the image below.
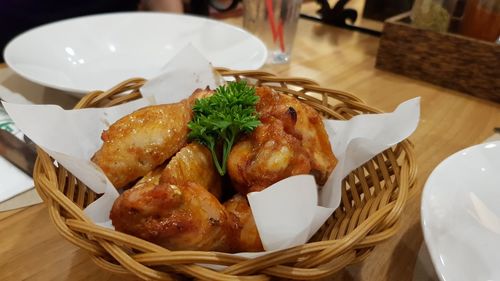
[188,81,261,175]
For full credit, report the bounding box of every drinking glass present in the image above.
[243,0,303,64]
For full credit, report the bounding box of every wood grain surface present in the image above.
[1,3,499,280]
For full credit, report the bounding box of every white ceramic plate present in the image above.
[422,141,500,281]
[4,12,267,95]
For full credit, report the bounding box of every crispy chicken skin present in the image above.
[110,181,265,252]
[110,181,236,251]
[228,87,337,194]
[224,194,263,252]
[188,87,214,104]
[228,115,311,194]
[255,87,337,185]
[92,102,191,188]
[161,142,222,198]
[131,165,163,188]
[92,89,213,189]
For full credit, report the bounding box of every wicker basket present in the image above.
[33,68,417,280]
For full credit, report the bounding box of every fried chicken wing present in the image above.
[92,102,191,188]
[161,142,222,198]
[255,87,337,185]
[110,181,235,251]
[224,194,263,252]
[228,115,311,194]
[92,89,214,189]
[228,87,337,194]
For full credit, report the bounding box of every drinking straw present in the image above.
[265,0,285,52]
[277,20,285,52]
[265,0,278,41]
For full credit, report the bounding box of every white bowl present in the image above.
[4,12,267,95]
[422,141,500,281]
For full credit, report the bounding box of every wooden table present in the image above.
[1,6,499,281]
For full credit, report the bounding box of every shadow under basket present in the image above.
[33,68,417,281]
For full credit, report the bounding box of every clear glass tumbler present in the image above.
[243,0,302,64]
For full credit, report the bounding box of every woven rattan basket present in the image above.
[34,68,417,281]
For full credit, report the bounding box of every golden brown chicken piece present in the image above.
[92,102,191,188]
[224,194,263,252]
[228,115,312,194]
[110,181,236,252]
[255,87,337,185]
[228,87,337,194]
[161,142,222,198]
[92,89,213,189]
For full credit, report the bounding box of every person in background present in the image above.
[139,0,185,13]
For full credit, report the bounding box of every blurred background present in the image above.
[1,0,498,62]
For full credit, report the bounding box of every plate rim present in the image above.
[3,11,268,95]
[421,140,500,281]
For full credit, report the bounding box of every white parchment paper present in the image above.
[3,45,420,254]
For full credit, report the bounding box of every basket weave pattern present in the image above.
[34,69,417,280]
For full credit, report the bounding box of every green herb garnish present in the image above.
[188,81,261,176]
